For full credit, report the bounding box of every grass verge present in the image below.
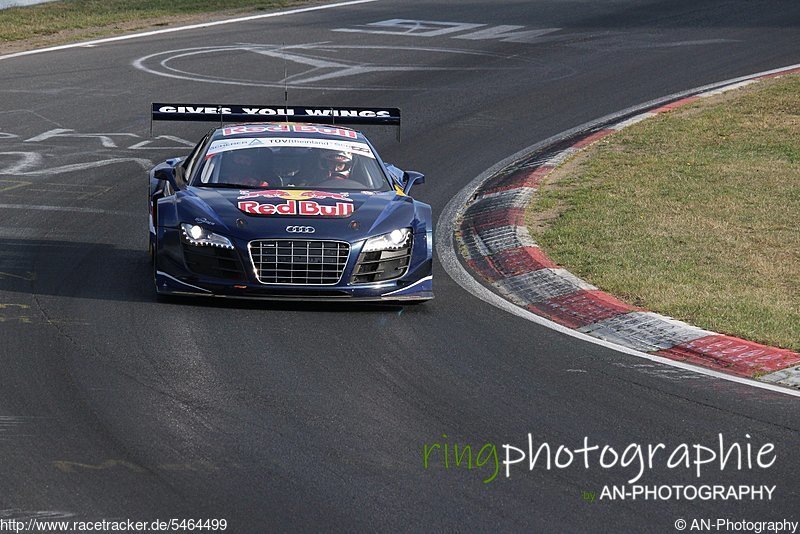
[0,0,318,53]
[527,74,800,351]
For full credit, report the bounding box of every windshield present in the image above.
[193,137,392,191]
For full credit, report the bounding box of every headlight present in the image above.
[352,228,413,284]
[362,228,411,252]
[180,223,234,249]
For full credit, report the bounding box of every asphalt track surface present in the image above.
[0,1,798,531]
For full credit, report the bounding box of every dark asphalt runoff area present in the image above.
[0,1,798,531]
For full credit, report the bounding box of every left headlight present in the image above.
[362,228,411,253]
[180,223,234,249]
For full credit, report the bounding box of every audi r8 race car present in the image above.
[148,104,432,302]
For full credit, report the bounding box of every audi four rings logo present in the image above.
[286,226,316,233]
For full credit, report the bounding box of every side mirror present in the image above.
[402,171,425,194]
[152,162,182,190]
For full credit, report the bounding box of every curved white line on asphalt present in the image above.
[14,158,153,176]
[437,63,800,399]
[132,43,524,91]
[0,0,382,62]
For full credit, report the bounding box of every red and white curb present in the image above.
[442,63,800,394]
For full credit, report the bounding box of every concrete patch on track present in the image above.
[0,299,89,326]
[440,63,800,395]
[760,366,800,389]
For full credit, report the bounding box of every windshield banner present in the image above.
[205,138,376,159]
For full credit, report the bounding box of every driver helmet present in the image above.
[228,148,270,187]
[319,150,353,180]
[231,149,257,168]
[272,150,303,181]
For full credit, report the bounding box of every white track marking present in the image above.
[0,152,43,174]
[333,19,486,37]
[133,43,522,91]
[10,158,152,176]
[127,135,195,150]
[0,0,383,63]
[24,129,139,148]
[455,26,561,43]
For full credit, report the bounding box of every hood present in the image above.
[176,187,416,241]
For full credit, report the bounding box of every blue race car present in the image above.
[148,104,432,302]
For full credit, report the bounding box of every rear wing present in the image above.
[152,103,400,126]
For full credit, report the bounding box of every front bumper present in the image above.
[155,270,433,301]
[154,228,433,302]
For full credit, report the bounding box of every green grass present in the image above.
[0,0,313,46]
[527,74,800,351]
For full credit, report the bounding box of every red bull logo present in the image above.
[238,189,352,202]
[238,200,354,217]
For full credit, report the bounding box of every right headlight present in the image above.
[180,223,234,249]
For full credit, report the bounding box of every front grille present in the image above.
[249,240,350,285]
[182,244,246,280]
